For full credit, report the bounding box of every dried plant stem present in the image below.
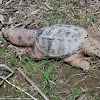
[44,3,53,10]
[0,76,37,100]
[0,64,14,85]
[75,75,87,86]
[17,68,50,100]
[22,19,35,28]
[66,73,86,83]
[5,0,14,6]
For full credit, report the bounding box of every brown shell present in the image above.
[35,24,88,58]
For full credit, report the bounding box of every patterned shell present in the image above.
[35,24,88,58]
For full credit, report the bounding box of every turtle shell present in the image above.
[35,24,88,58]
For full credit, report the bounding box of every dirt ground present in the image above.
[0,0,100,100]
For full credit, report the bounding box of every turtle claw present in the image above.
[80,60,90,71]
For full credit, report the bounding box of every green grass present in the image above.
[0,47,99,99]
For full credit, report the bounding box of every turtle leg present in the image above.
[82,36,100,57]
[62,49,90,71]
[88,36,100,49]
[26,43,46,59]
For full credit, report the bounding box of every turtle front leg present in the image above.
[62,50,90,71]
[26,43,46,59]
[82,36,100,57]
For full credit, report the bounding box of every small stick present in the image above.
[66,73,86,83]
[75,75,87,86]
[44,3,53,11]
[19,0,23,5]
[5,0,14,6]
[31,9,40,15]
[0,64,14,85]
[12,23,22,28]
[22,19,35,28]
[17,68,49,100]
[96,87,100,89]
[77,94,86,100]
[0,76,37,100]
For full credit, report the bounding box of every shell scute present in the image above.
[35,24,88,58]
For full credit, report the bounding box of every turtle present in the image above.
[2,24,100,71]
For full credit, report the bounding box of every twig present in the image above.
[66,73,86,83]
[49,80,56,85]
[80,87,89,93]
[77,94,87,100]
[19,0,23,5]
[75,75,87,86]
[93,12,100,14]
[44,3,53,11]
[31,9,40,15]
[0,64,14,85]
[96,87,100,89]
[22,19,35,28]
[5,0,14,6]
[12,23,22,28]
[0,76,37,100]
[17,68,50,100]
